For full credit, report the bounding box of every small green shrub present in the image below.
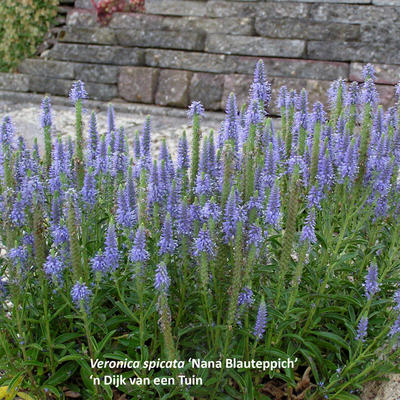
[0,0,59,72]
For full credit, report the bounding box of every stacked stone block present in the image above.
[0,0,398,112]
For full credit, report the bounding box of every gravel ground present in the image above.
[361,374,400,400]
[0,95,224,157]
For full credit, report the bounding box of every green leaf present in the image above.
[224,383,242,399]
[22,361,44,368]
[43,362,78,386]
[5,372,23,400]
[101,383,113,399]
[49,303,68,320]
[95,329,116,358]
[204,377,219,386]
[57,354,85,363]
[299,349,319,385]
[40,385,60,397]
[227,369,245,391]
[80,365,94,391]
[310,331,350,350]
[333,295,362,308]
[103,352,132,361]
[54,332,83,345]
[244,371,254,400]
[15,393,34,400]
[113,301,139,323]
[26,344,43,352]
[335,392,361,400]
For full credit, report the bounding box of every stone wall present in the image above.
[1,0,399,112]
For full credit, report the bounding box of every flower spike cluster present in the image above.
[1,60,400,397]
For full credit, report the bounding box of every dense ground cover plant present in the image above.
[0,0,59,72]
[0,61,400,399]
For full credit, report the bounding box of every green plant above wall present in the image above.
[0,0,59,72]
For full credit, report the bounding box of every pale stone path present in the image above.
[0,92,224,156]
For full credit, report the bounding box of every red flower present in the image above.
[90,0,144,25]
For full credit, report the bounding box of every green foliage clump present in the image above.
[0,62,400,400]
[0,0,59,72]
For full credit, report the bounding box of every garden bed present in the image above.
[0,61,399,399]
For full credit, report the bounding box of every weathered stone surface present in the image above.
[117,30,205,51]
[222,74,252,109]
[85,81,117,100]
[28,77,72,96]
[272,0,370,3]
[207,2,308,18]
[18,58,118,84]
[255,17,360,41]
[307,41,400,64]
[360,23,400,43]
[302,79,331,108]
[231,57,349,80]
[108,13,161,30]
[18,59,74,79]
[350,62,400,85]
[118,67,159,103]
[362,375,400,400]
[62,25,205,51]
[174,16,254,36]
[19,0,400,116]
[66,10,97,27]
[310,3,399,24]
[206,1,257,17]
[362,380,384,400]
[257,2,309,18]
[74,64,119,84]
[376,84,396,108]
[74,0,93,9]
[60,27,116,45]
[29,77,117,100]
[156,70,192,107]
[48,43,144,65]
[109,13,253,35]
[190,73,224,110]
[0,73,29,92]
[373,0,399,4]
[206,34,305,58]
[145,49,348,80]
[146,0,207,16]
[146,49,228,73]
